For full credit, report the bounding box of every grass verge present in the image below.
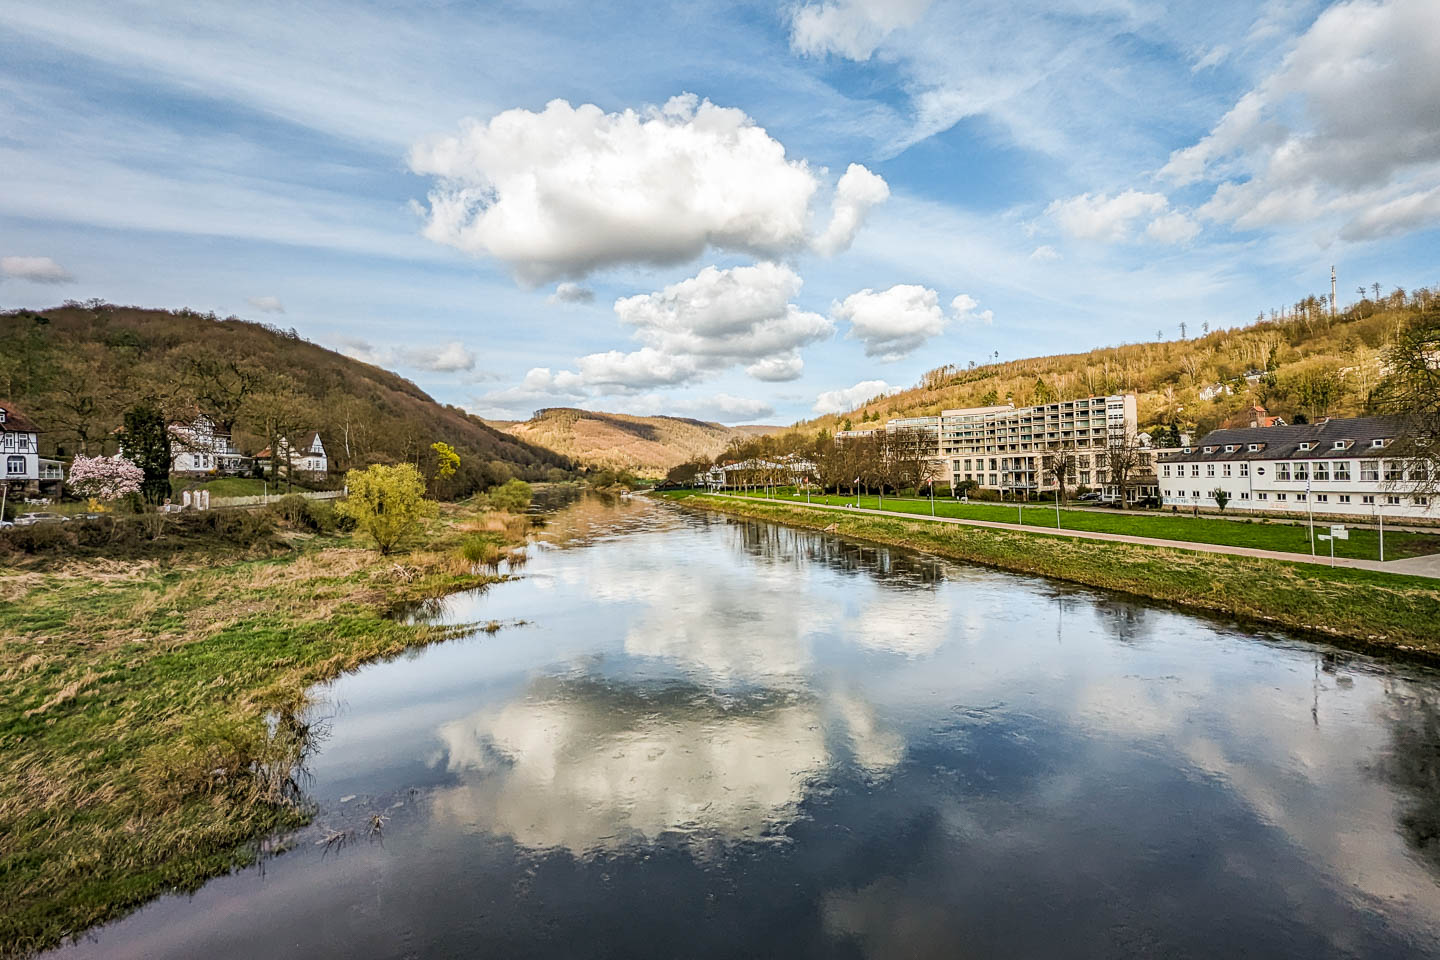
[712,489,1440,560]
[657,491,1440,656]
[0,503,530,958]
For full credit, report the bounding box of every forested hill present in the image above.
[493,407,775,475]
[0,302,573,492]
[794,289,1438,440]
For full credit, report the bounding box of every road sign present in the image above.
[1330,525,1349,540]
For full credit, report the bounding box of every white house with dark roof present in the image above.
[257,431,328,478]
[1157,416,1436,520]
[170,415,251,475]
[0,401,64,494]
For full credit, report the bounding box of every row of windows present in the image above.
[1164,460,1433,482]
[1173,489,1427,507]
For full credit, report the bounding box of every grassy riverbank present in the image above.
[715,488,1440,560]
[0,503,530,957]
[657,491,1440,656]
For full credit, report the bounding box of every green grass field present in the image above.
[699,488,1440,561]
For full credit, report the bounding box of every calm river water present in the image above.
[54,495,1440,958]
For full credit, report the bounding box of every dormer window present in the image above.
[1372,438,1388,448]
[1333,440,1351,450]
[1248,443,1263,452]
[1203,446,1215,454]
[0,408,6,422]
[1298,442,1315,451]
[1224,445,1237,453]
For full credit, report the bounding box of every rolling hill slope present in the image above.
[797,291,1435,440]
[0,302,573,493]
[496,407,776,474]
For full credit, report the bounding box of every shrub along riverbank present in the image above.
[657,491,1440,657]
[0,499,532,957]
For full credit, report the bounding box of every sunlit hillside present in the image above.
[798,289,1436,439]
[495,407,775,474]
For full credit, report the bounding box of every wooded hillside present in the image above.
[0,302,573,494]
[495,407,774,475]
[800,287,1437,440]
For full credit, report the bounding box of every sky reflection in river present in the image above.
[52,495,1440,959]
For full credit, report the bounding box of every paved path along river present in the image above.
[706,493,1440,578]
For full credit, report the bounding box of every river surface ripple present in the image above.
[51,495,1440,959]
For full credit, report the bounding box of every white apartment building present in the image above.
[942,395,1139,495]
[1157,416,1437,520]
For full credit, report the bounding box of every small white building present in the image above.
[1,401,41,485]
[170,415,250,475]
[1157,416,1437,520]
[258,431,328,478]
[0,401,63,494]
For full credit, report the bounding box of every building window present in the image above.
[1294,463,1309,481]
[1363,495,1375,505]
[1362,462,1379,482]
[1276,493,1287,501]
[1162,465,1171,477]
[1372,439,1387,448]
[1239,491,1250,499]
[1277,463,1291,481]
[1257,492,1268,500]
[1190,464,1200,477]
[1315,494,1328,503]
[1296,493,1307,501]
[1313,462,1329,481]
[1385,462,1404,482]
[1192,490,1201,498]
[1222,463,1232,477]
[1333,462,1350,481]
[1339,495,1351,504]
[1240,463,1249,477]
[1248,443,1262,452]
[1206,464,1215,477]
[5,456,24,475]
[1418,497,1431,507]
[1386,495,1401,505]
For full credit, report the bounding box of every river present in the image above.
[52,495,1440,958]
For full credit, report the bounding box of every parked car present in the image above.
[1075,492,1102,502]
[14,512,66,526]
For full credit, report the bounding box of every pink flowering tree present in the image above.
[67,454,145,505]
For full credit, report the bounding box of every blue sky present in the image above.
[2,0,1436,425]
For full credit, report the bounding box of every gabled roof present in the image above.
[1159,416,1406,462]
[0,401,40,433]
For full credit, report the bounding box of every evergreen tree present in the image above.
[122,402,172,504]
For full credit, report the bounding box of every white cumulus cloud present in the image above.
[409,94,886,285]
[813,379,895,415]
[835,284,948,361]
[246,295,285,313]
[1045,190,1170,243]
[1,256,73,283]
[1162,0,1440,243]
[477,262,833,413]
[1144,210,1201,245]
[813,163,891,256]
[950,293,994,325]
[791,0,934,60]
[337,337,477,373]
[1029,244,1061,262]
